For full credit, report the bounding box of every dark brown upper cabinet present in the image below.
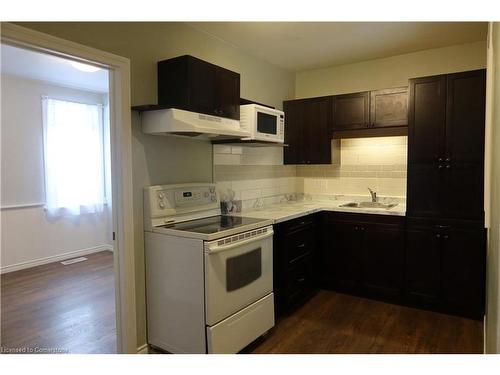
[407,69,486,221]
[331,87,408,138]
[283,97,332,165]
[157,55,240,120]
[332,92,370,130]
[370,87,408,128]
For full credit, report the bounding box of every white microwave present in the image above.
[239,104,285,143]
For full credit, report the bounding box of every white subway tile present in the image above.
[213,145,232,154]
[213,153,241,165]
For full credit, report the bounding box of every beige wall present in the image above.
[486,22,500,354]
[18,22,295,109]
[16,22,295,349]
[295,41,487,99]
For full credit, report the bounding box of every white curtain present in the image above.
[42,97,106,217]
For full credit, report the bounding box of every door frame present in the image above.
[0,22,137,353]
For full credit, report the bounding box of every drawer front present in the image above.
[206,293,274,354]
[285,227,315,263]
[286,255,314,306]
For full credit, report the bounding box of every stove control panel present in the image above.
[144,183,220,225]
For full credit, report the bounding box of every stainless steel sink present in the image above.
[340,202,398,209]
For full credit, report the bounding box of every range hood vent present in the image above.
[140,108,251,141]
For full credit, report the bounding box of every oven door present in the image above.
[204,226,273,326]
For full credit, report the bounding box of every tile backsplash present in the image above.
[297,136,408,198]
[213,136,408,211]
[213,145,299,209]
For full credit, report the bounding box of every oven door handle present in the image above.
[206,230,274,254]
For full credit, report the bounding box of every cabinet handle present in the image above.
[297,243,306,248]
[436,233,441,238]
[438,165,444,169]
[438,157,444,162]
[445,165,451,169]
[360,227,365,231]
[297,277,306,283]
[445,157,451,162]
[443,235,449,240]
[355,226,359,231]
[435,225,451,230]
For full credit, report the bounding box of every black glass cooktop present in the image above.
[161,215,267,235]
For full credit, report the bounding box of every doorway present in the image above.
[0,23,137,354]
[0,43,116,353]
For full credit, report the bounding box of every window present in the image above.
[42,97,106,216]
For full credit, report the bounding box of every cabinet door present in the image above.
[408,75,446,164]
[215,67,240,120]
[189,57,217,115]
[369,87,408,128]
[441,227,486,318]
[302,97,331,164]
[405,226,441,305]
[283,100,304,164]
[362,223,403,298]
[445,70,486,164]
[443,162,484,220]
[332,92,369,130]
[407,162,443,218]
[322,220,363,290]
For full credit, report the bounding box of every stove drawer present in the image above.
[206,293,274,354]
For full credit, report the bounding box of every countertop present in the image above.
[234,196,406,224]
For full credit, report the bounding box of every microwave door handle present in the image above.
[206,230,274,254]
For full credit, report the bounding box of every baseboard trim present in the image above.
[137,343,149,354]
[1,244,113,274]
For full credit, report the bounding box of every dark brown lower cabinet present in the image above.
[405,218,486,319]
[321,212,404,301]
[318,212,485,320]
[273,214,319,316]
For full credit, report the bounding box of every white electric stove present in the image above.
[144,183,275,354]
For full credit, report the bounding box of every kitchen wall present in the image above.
[15,22,296,349]
[297,136,407,198]
[0,74,111,272]
[485,22,500,354]
[295,41,487,98]
[213,145,298,210]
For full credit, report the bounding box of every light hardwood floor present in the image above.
[1,251,116,354]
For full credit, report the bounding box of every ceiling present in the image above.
[1,44,109,93]
[188,22,488,72]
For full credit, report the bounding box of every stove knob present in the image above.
[157,192,165,199]
[159,201,166,209]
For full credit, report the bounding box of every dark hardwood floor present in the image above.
[247,290,483,354]
[1,251,116,354]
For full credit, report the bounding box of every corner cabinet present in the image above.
[157,55,240,120]
[283,97,331,165]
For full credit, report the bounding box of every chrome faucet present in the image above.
[368,188,378,202]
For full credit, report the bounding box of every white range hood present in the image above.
[141,108,251,140]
